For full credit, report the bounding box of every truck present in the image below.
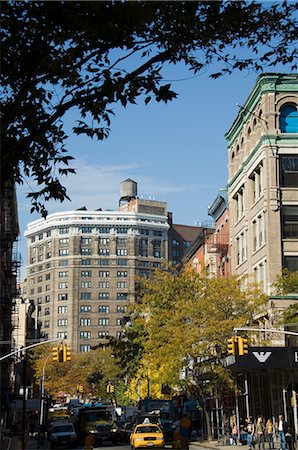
[77,404,119,443]
[137,399,174,440]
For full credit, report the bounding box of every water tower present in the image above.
[119,179,138,207]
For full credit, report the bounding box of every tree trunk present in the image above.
[197,383,212,441]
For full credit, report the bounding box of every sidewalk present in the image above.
[191,441,249,450]
[1,435,50,450]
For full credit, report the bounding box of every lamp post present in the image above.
[39,353,51,432]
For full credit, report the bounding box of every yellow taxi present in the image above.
[130,422,165,449]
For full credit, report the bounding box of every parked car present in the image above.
[119,421,133,442]
[49,420,77,448]
[130,422,165,449]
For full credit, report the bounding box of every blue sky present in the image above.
[17,63,294,280]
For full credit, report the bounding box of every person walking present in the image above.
[179,413,191,450]
[266,418,274,450]
[232,423,238,446]
[256,417,265,450]
[277,415,288,450]
[246,416,255,450]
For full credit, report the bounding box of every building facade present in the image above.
[24,180,170,352]
[226,73,298,294]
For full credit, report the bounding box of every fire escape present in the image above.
[207,233,229,277]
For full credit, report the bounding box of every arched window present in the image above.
[280,104,298,133]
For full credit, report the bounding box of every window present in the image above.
[116,331,123,338]
[173,249,180,258]
[80,345,90,352]
[139,270,149,278]
[58,293,68,301]
[116,318,122,326]
[30,289,35,295]
[81,259,91,266]
[117,249,128,256]
[59,227,69,234]
[99,238,110,245]
[59,238,69,244]
[236,230,247,265]
[172,240,180,246]
[31,237,35,243]
[58,282,68,289]
[140,229,149,235]
[280,156,298,187]
[117,293,128,301]
[98,227,111,234]
[81,271,92,277]
[250,165,263,203]
[80,292,91,300]
[45,295,50,303]
[98,305,109,313]
[116,227,128,234]
[99,259,109,266]
[117,271,127,278]
[282,206,298,239]
[153,230,162,237]
[58,319,68,326]
[117,238,126,245]
[81,281,92,288]
[80,318,91,326]
[59,260,69,267]
[99,248,110,256]
[57,332,67,339]
[99,271,109,277]
[280,104,298,133]
[253,260,267,293]
[98,331,109,338]
[117,281,127,288]
[99,292,109,300]
[98,318,109,326]
[39,233,43,241]
[99,281,109,288]
[37,297,42,304]
[117,305,127,313]
[37,276,42,282]
[45,273,51,280]
[58,306,68,314]
[153,242,161,258]
[81,237,92,244]
[58,271,68,278]
[44,320,49,328]
[81,248,92,255]
[252,213,266,251]
[80,331,91,339]
[45,307,50,316]
[81,226,92,233]
[80,305,91,313]
[117,259,127,266]
[234,186,245,220]
[59,249,69,256]
[139,261,149,267]
[284,256,298,272]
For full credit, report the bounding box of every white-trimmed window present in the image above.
[99,248,110,256]
[253,259,267,293]
[81,281,91,288]
[117,271,127,277]
[99,292,109,300]
[250,164,263,203]
[59,238,69,244]
[58,282,68,289]
[80,305,91,313]
[234,186,245,221]
[80,318,91,326]
[81,248,92,255]
[98,318,109,326]
[236,229,247,266]
[81,271,92,277]
[98,305,109,313]
[58,293,68,301]
[58,306,68,314]
[57,332,67,339]
[117,249,128,256]
[98,331,109,338]
[59,249,69,256]
[252,212,266,251]
[80,345,90,352]
[80,331,91,339]
[99,238,110,245]
[81,237,92,244]
[99,271,110,277]
[99,281,109,288]
[58,271,68,278]
[116,305,127,313]
[117,281,127,288]
[58,319,68,326]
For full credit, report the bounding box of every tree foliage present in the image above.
[1,1,297,215]
[274,270,298,295]
[30,345,121,400]
[127,269,267,435]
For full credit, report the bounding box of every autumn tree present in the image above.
[1,1,297,215]
[30,345,122,401]
[129,268,267,438]
[274,270,298,295]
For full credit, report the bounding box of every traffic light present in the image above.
[238,337,249,355]
[63,344,71,362]
[52,345,64,362]
[52,346,59,362]
[107,384,115,393]
[227,337,237,355]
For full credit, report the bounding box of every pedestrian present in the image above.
[277,415,288,450]
[179,413,191,450]
[232,423,238,445]
[266,418,274,450]
[246,416,255,450]
[256,417,265,450]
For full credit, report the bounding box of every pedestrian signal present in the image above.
[238,337,249,355]
[63,344,71,362]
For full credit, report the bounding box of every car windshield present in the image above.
[136,426,160,433]
[86,411,112,421]
[53,425,73,433]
